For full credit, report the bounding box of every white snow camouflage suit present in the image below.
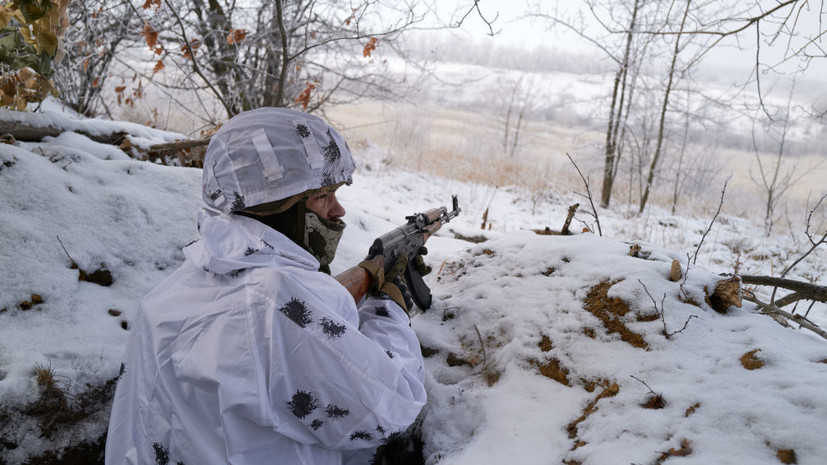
[106,107,426,464]
[105,210,427,465]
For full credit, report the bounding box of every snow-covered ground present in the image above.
[1,107,826,464]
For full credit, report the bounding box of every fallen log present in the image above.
[142,137,210,167]
[709,276,742,313]
[146,136,211,153]
[0,120,129,145]
[739,275,827,305]
[0,110,210,166]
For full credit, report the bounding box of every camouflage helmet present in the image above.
[202,107,355,215]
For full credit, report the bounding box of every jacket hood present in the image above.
[184,209,319,275]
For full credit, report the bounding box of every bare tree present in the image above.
[53,0,137,117]
[529,0,660,208]
[501,74,536,158]
[669,86,692,214]
[132,0,426,118]
[750,78,802,236]
[638,0,695,213]
[600,0,642,208]
[634,1,827,118]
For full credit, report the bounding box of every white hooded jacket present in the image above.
[105,209,427,465]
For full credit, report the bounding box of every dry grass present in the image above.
[327,100,585,196]
[328,100,827,226]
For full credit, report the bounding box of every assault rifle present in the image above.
[335,196,461,310]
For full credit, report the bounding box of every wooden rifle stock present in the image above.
[335,265,373,304]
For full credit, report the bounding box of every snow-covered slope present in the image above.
[415,232,827,464]
[1,118,826,464]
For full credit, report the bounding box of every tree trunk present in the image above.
[600,0,640,208]
[640,0,691,213]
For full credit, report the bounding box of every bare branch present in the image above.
[162,0,234,116]
[744,294,827,340]
[692,176,730,265]
[566,153,602,237]
[452,0,501,36]
[638,279,698,339]
[779,217,827,278]
[629,375,659,396]
[274,0,290,108]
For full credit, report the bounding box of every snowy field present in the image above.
[1,103,826,464]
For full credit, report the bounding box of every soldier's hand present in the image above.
[411,246,431,276]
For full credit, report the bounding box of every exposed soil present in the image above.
[583,281,649,350]
[740,349,765,370]
[566,381,620,440]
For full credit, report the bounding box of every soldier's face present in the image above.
[305,189,346,223]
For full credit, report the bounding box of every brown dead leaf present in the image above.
[153,59,165,74]
[141,22,158,50]
[294,81,316,110]
[226,28,248,45]
[362,37,378,58]
[181,38,202,60]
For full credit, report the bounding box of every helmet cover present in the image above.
[202,107,355,214]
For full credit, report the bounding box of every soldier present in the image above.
[106,107,426,465]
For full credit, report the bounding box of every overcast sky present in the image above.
[438,0,827,92]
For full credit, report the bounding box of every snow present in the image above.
[1,113,826,465]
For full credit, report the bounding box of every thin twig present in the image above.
[630,375,658,396]
[56,235,77,267]
[474,324,486,365]
[693,176,730,264]
[566,153,602,236]
[779,194,827,278]
[453,0,501,36]
[639,279,698,340]
[162,0,234,116]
